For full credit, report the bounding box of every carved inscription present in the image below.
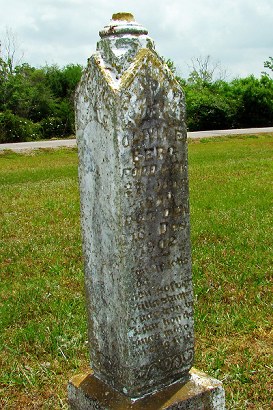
[121,124,193,384]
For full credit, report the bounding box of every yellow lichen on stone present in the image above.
[120,48,181,92]
[112,13,135,22]
[93,61,118,92]
[120,48,157,89]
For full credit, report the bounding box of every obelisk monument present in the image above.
[68,12,225,409]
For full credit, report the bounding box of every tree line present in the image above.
[0,53,272,143]
[0,60,82,143]
[169,55,273,132]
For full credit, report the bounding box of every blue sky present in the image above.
[0,0,272,79]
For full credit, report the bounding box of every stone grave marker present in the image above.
[68,12,225,409]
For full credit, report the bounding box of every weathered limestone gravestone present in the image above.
[68,12,225,409]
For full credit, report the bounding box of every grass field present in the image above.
[0,134,272,409]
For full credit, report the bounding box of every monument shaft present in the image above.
[76,14,194,398]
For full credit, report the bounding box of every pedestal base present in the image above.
[68,368,225,409]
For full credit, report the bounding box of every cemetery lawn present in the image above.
[0,134,272,409]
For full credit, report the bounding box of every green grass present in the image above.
[0,136,272,409]
[0,148,87,409]
[189,134,273,409]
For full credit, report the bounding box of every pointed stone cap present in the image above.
[96,12,155,83]
[99,13,148,38]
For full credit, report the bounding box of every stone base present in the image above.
[68,368,225,409]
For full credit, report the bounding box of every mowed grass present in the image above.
[189,134,273,409]
[0,135,272,409]
[0,148,87,409]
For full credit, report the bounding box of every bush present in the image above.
[0,111,41,143]
[40,116,66,139]
[185,87,235,131]
[183,73,273,131]
[0,62,82,143]
[230,75,273,128]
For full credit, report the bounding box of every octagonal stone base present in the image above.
[68,368,225,409]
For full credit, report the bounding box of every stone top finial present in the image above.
[99,12,148,38]
[112,12,135,22]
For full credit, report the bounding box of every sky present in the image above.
[0,0,272,80]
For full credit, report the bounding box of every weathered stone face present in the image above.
[75,14,194,399]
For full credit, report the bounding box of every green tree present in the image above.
[42,64,82,136]
[0,61,83,142]
[2,63,55,121]
[43,64,82,99]
[185,84,235,131]
[264,57,273,76]
[230,75,273,128]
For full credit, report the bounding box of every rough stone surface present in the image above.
[75,13,194,399]
[68,368,225,409]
